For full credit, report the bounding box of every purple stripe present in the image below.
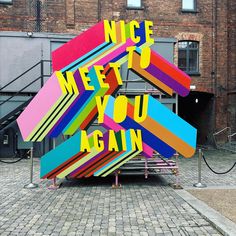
[69,132,109,176]
[146,63,189,97]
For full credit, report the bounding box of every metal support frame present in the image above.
[112,170,122,189]
[47,138,60,190]
[169,153,182,189]
[193,149,207,188]
[24,147,39,189]
[144,158,148,179]
[111,74,180,187]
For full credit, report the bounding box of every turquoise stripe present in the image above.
[40,132,81,178]
[61,42,114,72]
[105,95,115,117]
[148,96,197,148]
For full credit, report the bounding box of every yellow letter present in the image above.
[119,20,126,43]
[94,65,109,88]
[130,129,143,151]
[96,95,110,123]
[140,47,151,69]
[93,130,104,152]
[56,71,79,94]
[108,130,119,151]
[113,96,128,123]
[104,20,117,43]
[126,46,136,69]
[80,130,91,152]
[79,67,94,91]
[109,63,123,85]
[144,21,154,44]
[134,95,149,123]
[129,20,140,43]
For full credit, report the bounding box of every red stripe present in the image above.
[150,50,191,88]
[84,150,125,177]
[52,21,106,71]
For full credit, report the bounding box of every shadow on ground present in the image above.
[61,175,169,188]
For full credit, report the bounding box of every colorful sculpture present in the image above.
[17,20,197,179]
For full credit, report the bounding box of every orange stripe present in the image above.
[84,150,124,177]
[141,116,195,157]
[71,150,115,178]
[150,51,190,89]
[44,152,88,179]
[126,102,195,157]
[132,52,173,95]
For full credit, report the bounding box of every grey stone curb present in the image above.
[175,189,236,236]
[185,186,236,190]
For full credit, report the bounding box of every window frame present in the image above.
[126,0,144,10]
[178,40,200,75]
[181,0,197,13]
[0,0,13,4]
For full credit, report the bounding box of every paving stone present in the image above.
[0,150,232,235]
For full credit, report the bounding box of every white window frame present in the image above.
[182,0,197,12]
[0,0,12,4]
[127,0,142,9]
[178,41,200,75]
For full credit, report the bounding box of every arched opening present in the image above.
[178,91,214,145]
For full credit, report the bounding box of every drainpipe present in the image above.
[226,0,230,128]
[97,0,101,22]
[36,0,41,32]
[212,0,217,131]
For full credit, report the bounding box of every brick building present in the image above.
[0,0,235,146]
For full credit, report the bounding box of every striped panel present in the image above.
[17,72,78,142]
[104,95,197,158]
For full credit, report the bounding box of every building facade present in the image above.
[0,0,235,147]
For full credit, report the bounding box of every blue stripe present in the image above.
[60,42,114,72]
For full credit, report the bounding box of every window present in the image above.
[0,0,12,4]
[127,0,142,8]
[182,0,196,11]
[178,41,199,74]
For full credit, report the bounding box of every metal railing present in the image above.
[0,60,52,129]
[213,126,231,136]
[213,127,236,153]
[213,127,231,148]
[228,132,236,144]
[0,60,51,107]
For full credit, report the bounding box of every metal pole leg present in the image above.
[193,149,207,188]
[112,171,122,189]
[48,139,60,190]
[170,153,182,189]
[145,158,148,179]
[24,147,39,189]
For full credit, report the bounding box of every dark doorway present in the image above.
[178,92,214,145]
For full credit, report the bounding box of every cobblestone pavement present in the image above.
[167,149,236,188]
[1,149,235,235]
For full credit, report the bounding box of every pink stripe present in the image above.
[52,21,106,71]
[88,39,135,70]
[103,115,153,158]
[17,73,62,140]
